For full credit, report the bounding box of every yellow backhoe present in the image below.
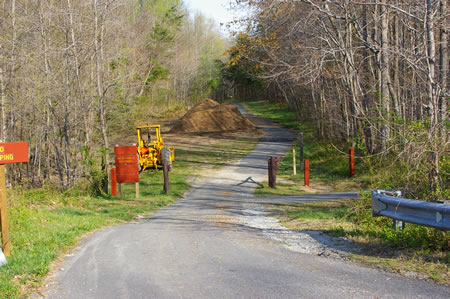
[136,125,174,172]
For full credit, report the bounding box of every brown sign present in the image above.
[0,142,29,165]
[114,146,139,183]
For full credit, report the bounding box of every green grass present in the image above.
[279,201,350,220]
[254,183,309,197]
[243,100,301,130]
[0,134,259,298]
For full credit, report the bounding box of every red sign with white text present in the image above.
[114,146,139,183]
[0,142,29,164]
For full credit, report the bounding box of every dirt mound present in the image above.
[170,100,256,134]
[183,99,220,117]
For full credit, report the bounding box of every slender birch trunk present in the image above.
[439,0,448,122]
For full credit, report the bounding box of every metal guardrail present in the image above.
[372,190,450,230]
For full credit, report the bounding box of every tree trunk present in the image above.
[94,0,110,178]
[426,0,437,127]
[380,2,390,151]
[425,0,440,198]
[439,0,448,122]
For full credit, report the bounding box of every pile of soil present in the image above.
[170,99,256,134]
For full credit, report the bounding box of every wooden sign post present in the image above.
[0,142,29,257]
[114,146,139,198]
[0,165,9,257]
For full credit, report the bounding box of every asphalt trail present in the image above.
[44,105,449,298]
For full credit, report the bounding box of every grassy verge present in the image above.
[0,133,259,298]
[242,101,372,195]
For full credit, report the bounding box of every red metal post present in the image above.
[349,148,355,177]
[111,168,117,196]
[304,159,310,186]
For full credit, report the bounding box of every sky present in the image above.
[184,0,242,35]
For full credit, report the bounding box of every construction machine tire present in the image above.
[162,146,171,171]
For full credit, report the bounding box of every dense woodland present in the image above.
[0,0,227,189]
[226,0,448,200]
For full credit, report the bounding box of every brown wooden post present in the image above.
[304,159,310,186]
[268,157,275,188]
[0,165,10,256]
[136,182,139,199]
[349,148,355,177]
[268,157,272,188]
[118,183,123,199]
[293,149,297,175]
[272,157,277,188]
[268,156,282,188]
[111,168,117,196]
[163,162,170,194]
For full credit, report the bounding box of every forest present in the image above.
[0,0,448,200]
[226,0,448,200]
[0,0,227,189]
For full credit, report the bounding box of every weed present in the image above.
[79,146,108,196]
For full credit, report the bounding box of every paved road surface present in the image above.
[44,105,449,298]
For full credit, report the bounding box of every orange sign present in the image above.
[0,142,28,164]
[114,146,139,183]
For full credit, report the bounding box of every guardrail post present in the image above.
[393,219,405,231]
